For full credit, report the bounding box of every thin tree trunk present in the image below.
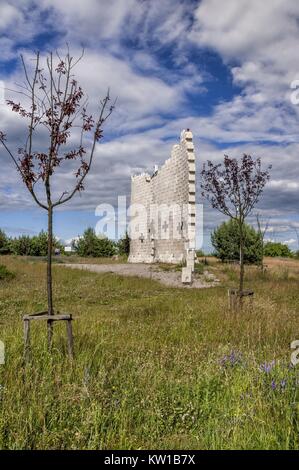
[239,222,244,305]
[47,205,54,348]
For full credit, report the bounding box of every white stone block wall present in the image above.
[128,130,196,264]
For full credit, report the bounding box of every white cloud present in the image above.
[38,0,192,50]
[40,0,136,42]
[188,0,299,150]
[268,180,299,191]
[0,2,22,31]
[191,0,299,61]
[73,50,187,119]
[283,238,296,245]
[64,236,80,246]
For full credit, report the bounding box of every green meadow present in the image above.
[0,255,299,449]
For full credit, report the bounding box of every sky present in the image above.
[1,0,299,251]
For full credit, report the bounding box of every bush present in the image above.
[0,229,12,254]
[117,232,130,256]
[194,263,204,274]
[264,242,293,258]
[212,219,262,264]
[28,231,49,256]
[196,249,205,258]
[10,235,32,256]
[9,231,64,256]
[74,228,116,257]
[0,265,14,280]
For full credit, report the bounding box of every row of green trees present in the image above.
[0,228,131,258]
[74,228,130,257]
[0,229,64,256]
[2,223,295,261]
[211,219,295,263]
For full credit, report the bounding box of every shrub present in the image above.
[10,235,32,256]
[0,229,11,254]
[28,231,49,256]
[74,228,116,257]
[117,232,130,256]
[212,219,262,264]
[9,230,64,256]
[196,249,205,258]
[194,263,204,274]
[0,265,14,280]
[9,231,64,256]
[264,242,293,258]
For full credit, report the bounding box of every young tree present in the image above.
[0,50,114,338]
[255,213,270,268]
[201,154,271,296]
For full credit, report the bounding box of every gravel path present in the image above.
[63,263,219,289]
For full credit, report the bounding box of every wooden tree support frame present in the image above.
[228,288,254,311]
[23,311,74,362]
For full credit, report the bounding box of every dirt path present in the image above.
[63,263,219,289]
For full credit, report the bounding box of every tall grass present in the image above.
[0,256,298,449]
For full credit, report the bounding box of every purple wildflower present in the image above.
[220,350,242,368]
[280,379,287,389]
[259,361,275,374]
[271,380,276,390]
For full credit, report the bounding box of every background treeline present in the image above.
[1,224,297,260]
[0,228,131,258]
[0,229,64,256]
[210,220,297,262]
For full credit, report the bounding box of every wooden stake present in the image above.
[66,317,74,359]
[23,318,31,362]
[47,319,53,351]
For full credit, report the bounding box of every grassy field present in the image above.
[0,255,299,449]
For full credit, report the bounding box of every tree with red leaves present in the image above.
[201,154,271,297]
[0,50,114,340]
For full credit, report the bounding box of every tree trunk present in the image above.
[47,205,54,348]
[261,236,264,269]
[239,222,244,301]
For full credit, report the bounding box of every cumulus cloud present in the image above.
[283,238,297,245]
[0,1,23,32]
[190,0,299,129]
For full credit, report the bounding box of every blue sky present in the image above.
[1,0,299,251]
